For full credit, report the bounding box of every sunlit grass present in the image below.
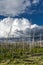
[0,42,43,65]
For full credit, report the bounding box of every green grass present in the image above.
[0,42,43,65]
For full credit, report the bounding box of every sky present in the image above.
[0,0,43,25]
[0,0,43,38]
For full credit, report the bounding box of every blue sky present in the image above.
[0,0,43,25]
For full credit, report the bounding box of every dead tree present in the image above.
[32,29,35,48]
[40,33,42,47]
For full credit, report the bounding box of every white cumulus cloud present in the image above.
[0,17,42,38]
